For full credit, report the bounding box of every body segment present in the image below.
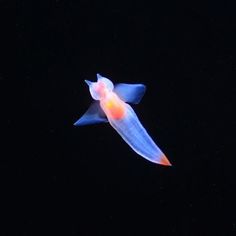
[107,103,170,165]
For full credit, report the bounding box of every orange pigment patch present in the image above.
[159,154,172,166]
[105,100,125,120]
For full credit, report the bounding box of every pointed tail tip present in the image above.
[159,154,172,166]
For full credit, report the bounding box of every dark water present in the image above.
[2,1,235,235]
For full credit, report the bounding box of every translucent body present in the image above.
[106,103,170,165]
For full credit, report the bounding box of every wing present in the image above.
[74,102,108,126]
[107,104,171,166]
[114,83,146,104]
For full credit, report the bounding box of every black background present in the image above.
[2,0,236,235]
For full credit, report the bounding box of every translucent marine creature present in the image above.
[74,74,171,166]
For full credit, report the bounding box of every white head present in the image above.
[85,74,114,100]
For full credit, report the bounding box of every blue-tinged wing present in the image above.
[74,102,108,126]
[114,83,146,104]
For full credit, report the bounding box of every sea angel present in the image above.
[74,74,171,166]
